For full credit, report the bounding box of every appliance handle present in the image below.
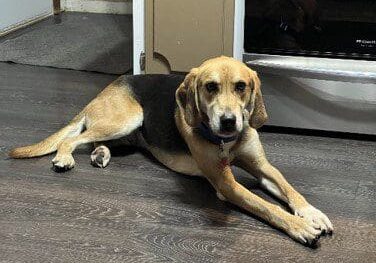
[244,53,376,84]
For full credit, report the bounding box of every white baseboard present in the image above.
[62,0,132,14]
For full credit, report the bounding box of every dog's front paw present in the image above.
[91,146,111,168]
[286,215,323,248]
[52,154,75,172]
[294,205,333,236]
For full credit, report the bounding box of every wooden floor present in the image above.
[0,62,375,262]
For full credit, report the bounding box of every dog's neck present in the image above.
[196,122,238,145]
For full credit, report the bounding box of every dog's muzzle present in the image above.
[220,115,237,133]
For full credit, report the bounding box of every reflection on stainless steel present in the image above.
[244,0,376,134]
[243,53,376,135]
[245,53,376,84]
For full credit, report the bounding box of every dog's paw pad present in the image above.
[91,146,111,168]
[52,164,71,173]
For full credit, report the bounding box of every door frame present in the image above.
[133,0,145,74]
[53,0,61,14]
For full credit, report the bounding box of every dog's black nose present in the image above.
[220,115,236,133]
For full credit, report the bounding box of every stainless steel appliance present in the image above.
[243,0,376,135]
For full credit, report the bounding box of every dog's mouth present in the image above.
[198,121,239,143]
[215,130,238,138]
[208,121,241,139]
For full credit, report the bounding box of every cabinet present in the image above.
[145,0,235,73]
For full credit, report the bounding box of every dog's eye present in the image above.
[205,82,218,93]
[235,81,246,92]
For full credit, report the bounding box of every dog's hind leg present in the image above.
[52,128,112,172]
[52,113,143,172]
[52,86,144,172]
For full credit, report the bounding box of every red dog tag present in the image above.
[220,158,230,168]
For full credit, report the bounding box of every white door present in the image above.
[0,0,53,35]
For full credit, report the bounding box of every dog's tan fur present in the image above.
[9,56,333,246]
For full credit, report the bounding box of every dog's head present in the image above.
[176,56,267,138]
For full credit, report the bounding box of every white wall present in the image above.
[0,0,52,34]
[62,0,132,14]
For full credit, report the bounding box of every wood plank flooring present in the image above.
[0,62,375,262]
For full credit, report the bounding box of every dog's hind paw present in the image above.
[52,154,75,172]
[91,145,111,168]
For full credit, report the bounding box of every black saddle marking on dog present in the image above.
[124,74,190,154]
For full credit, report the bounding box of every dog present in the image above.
[9,56,333,246]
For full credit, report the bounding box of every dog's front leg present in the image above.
[189,142,322,246]
[235,129,333,235]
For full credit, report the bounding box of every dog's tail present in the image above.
[8,113,85,159]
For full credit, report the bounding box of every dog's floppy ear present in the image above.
[247,69,268,129]
[176,68,201,127]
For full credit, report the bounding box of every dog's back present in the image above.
[123,74,190,154]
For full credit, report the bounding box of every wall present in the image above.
[61,0,132,14]
[0,0,52,34]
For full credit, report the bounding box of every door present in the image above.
[145,0,235,73]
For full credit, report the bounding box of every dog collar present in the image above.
[197,122,238,145]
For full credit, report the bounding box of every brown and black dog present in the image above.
[9,56,333,246]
